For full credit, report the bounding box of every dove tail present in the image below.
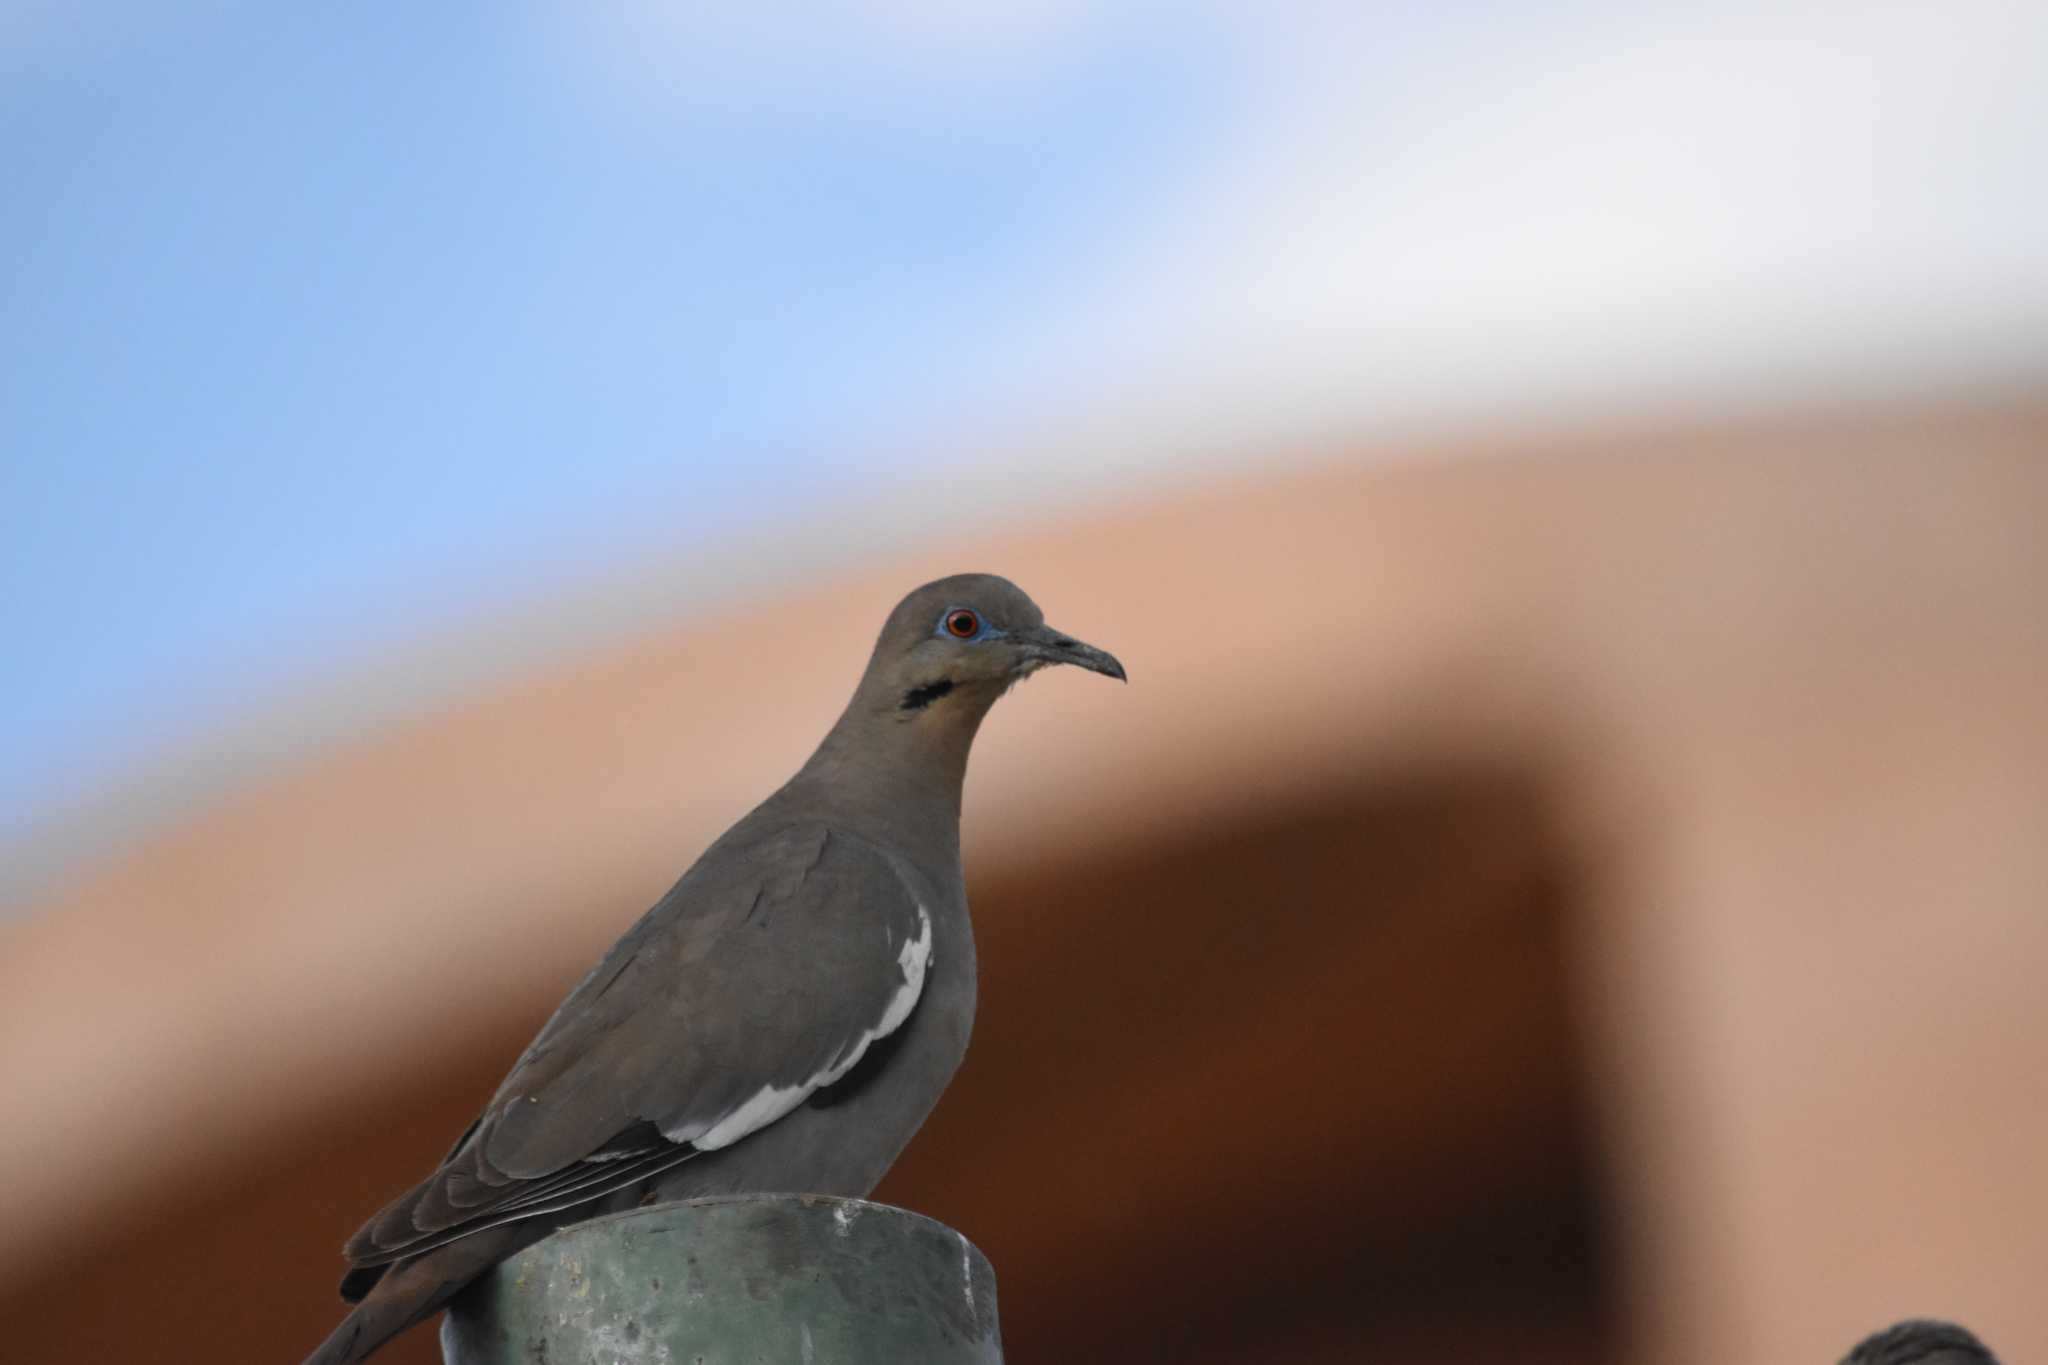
[302,1227,526,1365]
[302,1293,424,1365]
[301,1301,395,1365]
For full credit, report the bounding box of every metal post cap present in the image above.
[441,1195,1003,1364]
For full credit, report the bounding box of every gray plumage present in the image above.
[1842,1320,1999,1365]
[304,574,1123,1365]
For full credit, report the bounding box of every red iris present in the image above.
[945,609,980,639]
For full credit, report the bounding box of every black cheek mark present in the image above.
[900,679,955,711]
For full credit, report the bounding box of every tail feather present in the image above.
[302,1226,529,1365]
[338,1261,387,1304]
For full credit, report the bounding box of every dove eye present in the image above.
[943,609,981,640]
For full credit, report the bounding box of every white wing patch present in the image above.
[870,909,932,1039]
[672,905,933,1152]
[686,1080,810,1151]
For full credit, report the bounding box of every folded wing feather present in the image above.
[342,824,931,1270]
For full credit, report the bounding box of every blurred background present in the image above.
[4,5,2045,1363]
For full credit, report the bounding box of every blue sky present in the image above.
[5,2,2045,890]
[0,4,1213,864]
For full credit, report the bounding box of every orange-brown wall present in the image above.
[5,397,2044,1363]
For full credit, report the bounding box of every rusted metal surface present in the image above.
[440,1195,1002,1364]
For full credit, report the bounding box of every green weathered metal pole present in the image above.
[440,1195,1003,1364]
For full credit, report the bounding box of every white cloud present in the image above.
[899,1,2048,447]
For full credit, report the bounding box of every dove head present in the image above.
[862,573,1124,719]
[799,574,1124,816]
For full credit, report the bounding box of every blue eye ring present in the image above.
[942,608,981,640]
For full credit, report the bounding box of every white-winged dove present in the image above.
[304,574,1123,1364]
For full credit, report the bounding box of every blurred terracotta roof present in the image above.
[3,395,2044,1364]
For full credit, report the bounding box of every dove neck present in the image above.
[787,697,991,856]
